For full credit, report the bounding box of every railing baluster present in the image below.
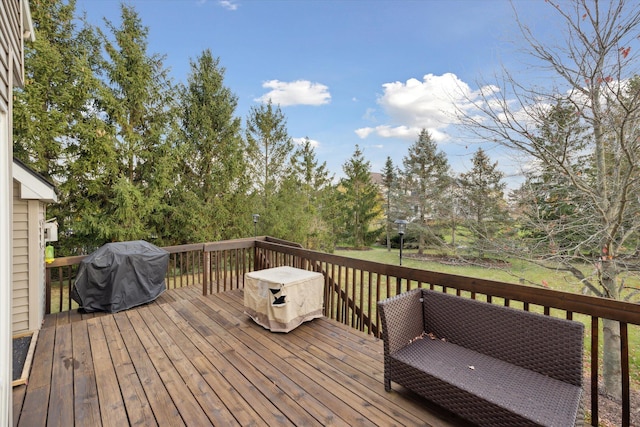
[359,269,365,331]
[591,316,599,426]
[67,265,72,310]
[58,266,63,313]
[350,268,356,327]
[337,265,343,323]
[202,250,209,295]
[621,322,630,427]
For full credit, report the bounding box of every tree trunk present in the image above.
[601,257,622,400]
[602,318,622,400]
[418,214,425,255]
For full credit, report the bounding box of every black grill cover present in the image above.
[71,240,169,313]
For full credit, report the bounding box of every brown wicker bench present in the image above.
[378,288,584,426]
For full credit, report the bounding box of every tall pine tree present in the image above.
[458,147,508,257]
[381,156,399,251]
[13,0,108,254]
[171,49,250,243]
[339,145,383,248]
[402,129,450,254]
[92,4,176,243]
[286,138,335,250]
[245,100,294,235]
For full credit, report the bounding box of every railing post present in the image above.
[253,241,259,271]
[45,267,51,314]
[202,249,209,296]
[591,316,599,426]
[621,322,630,427]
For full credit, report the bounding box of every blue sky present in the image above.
[74,0,557,186]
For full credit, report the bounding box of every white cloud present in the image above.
[218,0,238,10]
[358,73,496,140]
[354,127,374,139]
[255,80,331,106]
[355,125,448,142]
[378,73,476,127]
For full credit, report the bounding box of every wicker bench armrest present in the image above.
[378,288,425,355]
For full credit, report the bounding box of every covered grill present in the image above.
[71,240,168,313]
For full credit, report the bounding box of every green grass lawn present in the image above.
[336,246,640,388]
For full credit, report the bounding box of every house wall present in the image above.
[1,0,23,104]
[1,1,28,425]
[12,180,31,334]
[31,199,46,330]
[11,178,47,334]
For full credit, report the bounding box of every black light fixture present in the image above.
[395,219,408,265]
[252,214,260,238]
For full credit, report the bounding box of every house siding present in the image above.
[1,0,23,104]
[12,180,29,334]
[1,1,28,424]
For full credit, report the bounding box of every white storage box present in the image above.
[244,266,324,332]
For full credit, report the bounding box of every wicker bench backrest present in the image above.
[421,289,584,386]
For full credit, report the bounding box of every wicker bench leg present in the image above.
[384,378,391,392]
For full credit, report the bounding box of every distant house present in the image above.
[1,0,34,424]
[12,158,57,335]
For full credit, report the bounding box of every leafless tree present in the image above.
[460,0,640,400]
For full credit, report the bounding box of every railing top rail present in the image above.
[46,242,210,269]
[163,243,204,253]
[203,237,258,251]
[45,238,640,325]
[46,254,88,267]
[256,240,640,325]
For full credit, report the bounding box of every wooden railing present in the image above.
[45,237,640,426]
[45,243,208,313]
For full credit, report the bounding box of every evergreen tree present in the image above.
[381,156,398,251]
[458,147,508,257]
[172,49,250,243]
[13,0,108,254]
[288,138,335,250]
[441,175,462,251]
[90,4,176,244]
[512,100,593,254]
[245,100,294,234]
[14,0,100,178]
[339,145,383,248]
[402,129,450,254]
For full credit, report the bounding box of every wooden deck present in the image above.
[13,287,463,426]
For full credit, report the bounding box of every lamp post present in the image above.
[252,214,260,239]
[395,219,408,265]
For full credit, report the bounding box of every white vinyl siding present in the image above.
[12,180,29,333]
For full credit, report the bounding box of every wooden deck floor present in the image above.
[13,287,463,426]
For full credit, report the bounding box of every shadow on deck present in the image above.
[13,287,464,426]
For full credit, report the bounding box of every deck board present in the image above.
[71,321,101,426]
[14,287,464,426]
[86,318,128,427]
